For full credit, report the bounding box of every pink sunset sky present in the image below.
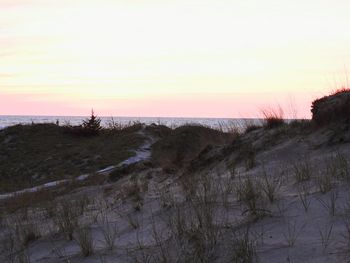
[1,0,350,118]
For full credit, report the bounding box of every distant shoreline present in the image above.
[0,115,265,131]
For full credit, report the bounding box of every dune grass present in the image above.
[261,106,285,129]
[0,123,144,192]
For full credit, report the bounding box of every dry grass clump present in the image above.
[100,214,118,250]
[106,118,143,133]
[122,179,143,210]
[75,226,94,257]
[230,229,257,263]
[1,211,41,262]
[101,222,118,251]
[283,220,305,247]
[13,218,40,247]
[316,171,333,194]
[260,169,281,203]
[168,206,219,262]
[54,199,80,240]
[314,152,350,194]
[261,106,285,129]
[293,158,312,183]
[329,152,350,181]
[160,173,226,262]
[235,176,268,219]
[217,120,242,134]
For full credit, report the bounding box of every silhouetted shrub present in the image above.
[64,110,102,136]
[81,110,102,135]
[311,89,350,126]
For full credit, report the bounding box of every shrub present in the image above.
[311,89,350,125]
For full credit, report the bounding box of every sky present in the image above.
[1,0,350,118]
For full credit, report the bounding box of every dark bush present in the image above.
[312,89,350,126]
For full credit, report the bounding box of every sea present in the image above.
[0,115,261,132]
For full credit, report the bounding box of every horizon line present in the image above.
[0,114,309,121]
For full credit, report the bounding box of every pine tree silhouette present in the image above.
[82,109,102,135]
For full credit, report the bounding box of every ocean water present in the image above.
[0,115,261,131]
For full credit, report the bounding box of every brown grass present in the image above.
[261,106,285,129]
[54,199,80,240]
[75,227,94,257]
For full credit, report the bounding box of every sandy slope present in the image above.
[1,125,350,263]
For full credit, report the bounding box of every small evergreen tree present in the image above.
[82,109,102,135]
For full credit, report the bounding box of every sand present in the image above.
[1,125,350,262]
